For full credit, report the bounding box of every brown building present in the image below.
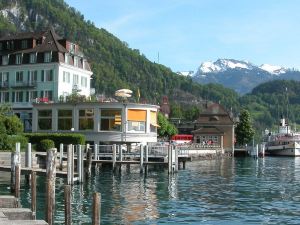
[192,103,235,153]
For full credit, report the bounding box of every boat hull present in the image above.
[265,144,300,156]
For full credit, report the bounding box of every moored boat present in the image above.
[263,117,300,156]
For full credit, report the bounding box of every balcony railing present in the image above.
[0,81,9,88]
[11,81,37,88]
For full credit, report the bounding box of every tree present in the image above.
[157,112,178,138]
[235,109,255,146]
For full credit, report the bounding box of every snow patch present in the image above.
[199,61,222,73]
[259,64,286,75]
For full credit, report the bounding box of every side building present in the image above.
[0,28,93,131]
[32,102,159,144]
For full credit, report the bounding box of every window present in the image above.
[28,71,38,84]
[0,92,9,103]
[150,111,158,132]
[0,72,9,87]
[15,54,22,64]
[2,55,8,65]
[65,53,70,64]
[73,74,79,86]
[26,91,38,102]
[0,43,2,50]
[127,109,146,132]
[16,71,23,83]
[42,70,53,82]
[81,76,87,87]
[41,90,53,101]
[58,110,73,130]
[79,109,94,130]
[63,71,70,83]
[74,56,79,67]
[44,52,52,63]
[70,43,75,53]
[100,109,122,131]
[12,91,23,102]
[21,40,27,49]
[38,110,52,130]
[29,53,36,63]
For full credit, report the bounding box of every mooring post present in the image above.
[64,185,72,225]
[86,146,92,178]
[59,143,64,170]
[183,160,186,169]
[174,146,179,172]
[11,142,21,193]
[15,164,20,207]
[145,145,149,163]
[94,144,98,160]
[67,144,73,185]
[168,145,172,174]
[140,144,144,174]
[92,192,101,225]
[71,145,75,184]
[45,148,57,225]
[25,143,32,184]
[31,171,36,220]
[77,145,83,183]
[119,145,123,162]
[112,144,117,171]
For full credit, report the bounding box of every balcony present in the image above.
[0,81,9,89]
[11,81,37,89]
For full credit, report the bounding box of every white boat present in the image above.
[263,117,300,156]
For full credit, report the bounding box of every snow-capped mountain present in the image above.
[193,59,298,94]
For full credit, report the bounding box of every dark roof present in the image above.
[192,126,225,135]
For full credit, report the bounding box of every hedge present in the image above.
[24,133,86,151]
[38,139,55,152]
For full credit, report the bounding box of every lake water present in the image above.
[1,157,300,224]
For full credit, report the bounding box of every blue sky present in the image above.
[65,0,300,72]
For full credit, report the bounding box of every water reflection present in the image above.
[1,157,300,224]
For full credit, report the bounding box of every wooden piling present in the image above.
[140,145,144,173]
[67,145,73,185]
[112,144,116,171]
[64,185,72,225]
[25,143,32,184]
[174,146,178,173]
[86,146,92,178]
[94,144,98,160]
[77,145,84,183]
[45,148,57,225]
[15,164,20,207]
[59,143,64,170]
[168,145,172,174]
[92,192,101,225]
[118,145,123,162]
[145,145,149,163]
[31,171,36,220]
[11,142,20,193]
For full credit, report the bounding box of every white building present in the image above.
[0,28,93,130]
[32,102,159,144]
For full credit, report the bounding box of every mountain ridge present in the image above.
[193,59,300,94]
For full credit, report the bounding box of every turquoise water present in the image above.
[1,157,300,224]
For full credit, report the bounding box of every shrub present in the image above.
[38,139,55,152]
[0,135,28,152]
[24,133,86,150]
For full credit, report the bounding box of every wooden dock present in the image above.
[0,195,48,225]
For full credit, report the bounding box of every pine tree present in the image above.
[235,109,255,146]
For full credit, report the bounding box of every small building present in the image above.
[32,102,159,144]
[192,103,235,153]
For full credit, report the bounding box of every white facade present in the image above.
[32,102,159,144]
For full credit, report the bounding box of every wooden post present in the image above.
[59,143,64,170]
[67,145,73,185]
[174,146,178,173]
[45,148,57,225]
[11,142,21,193]
[119,145,123,161]
[168,145,172,174]
[92,192,101,225]
[94,144,98,160]
[77,145,83,183]
[112,144,116,171]
[31,171,36,220]
[140,144,144,173]
[64,185,72,225]
[25,143,32,184]
[71,145,75,184]
[183,160,186,169]
[86,146,92,178]
[15,164,20,207]
[145,145,149,163]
